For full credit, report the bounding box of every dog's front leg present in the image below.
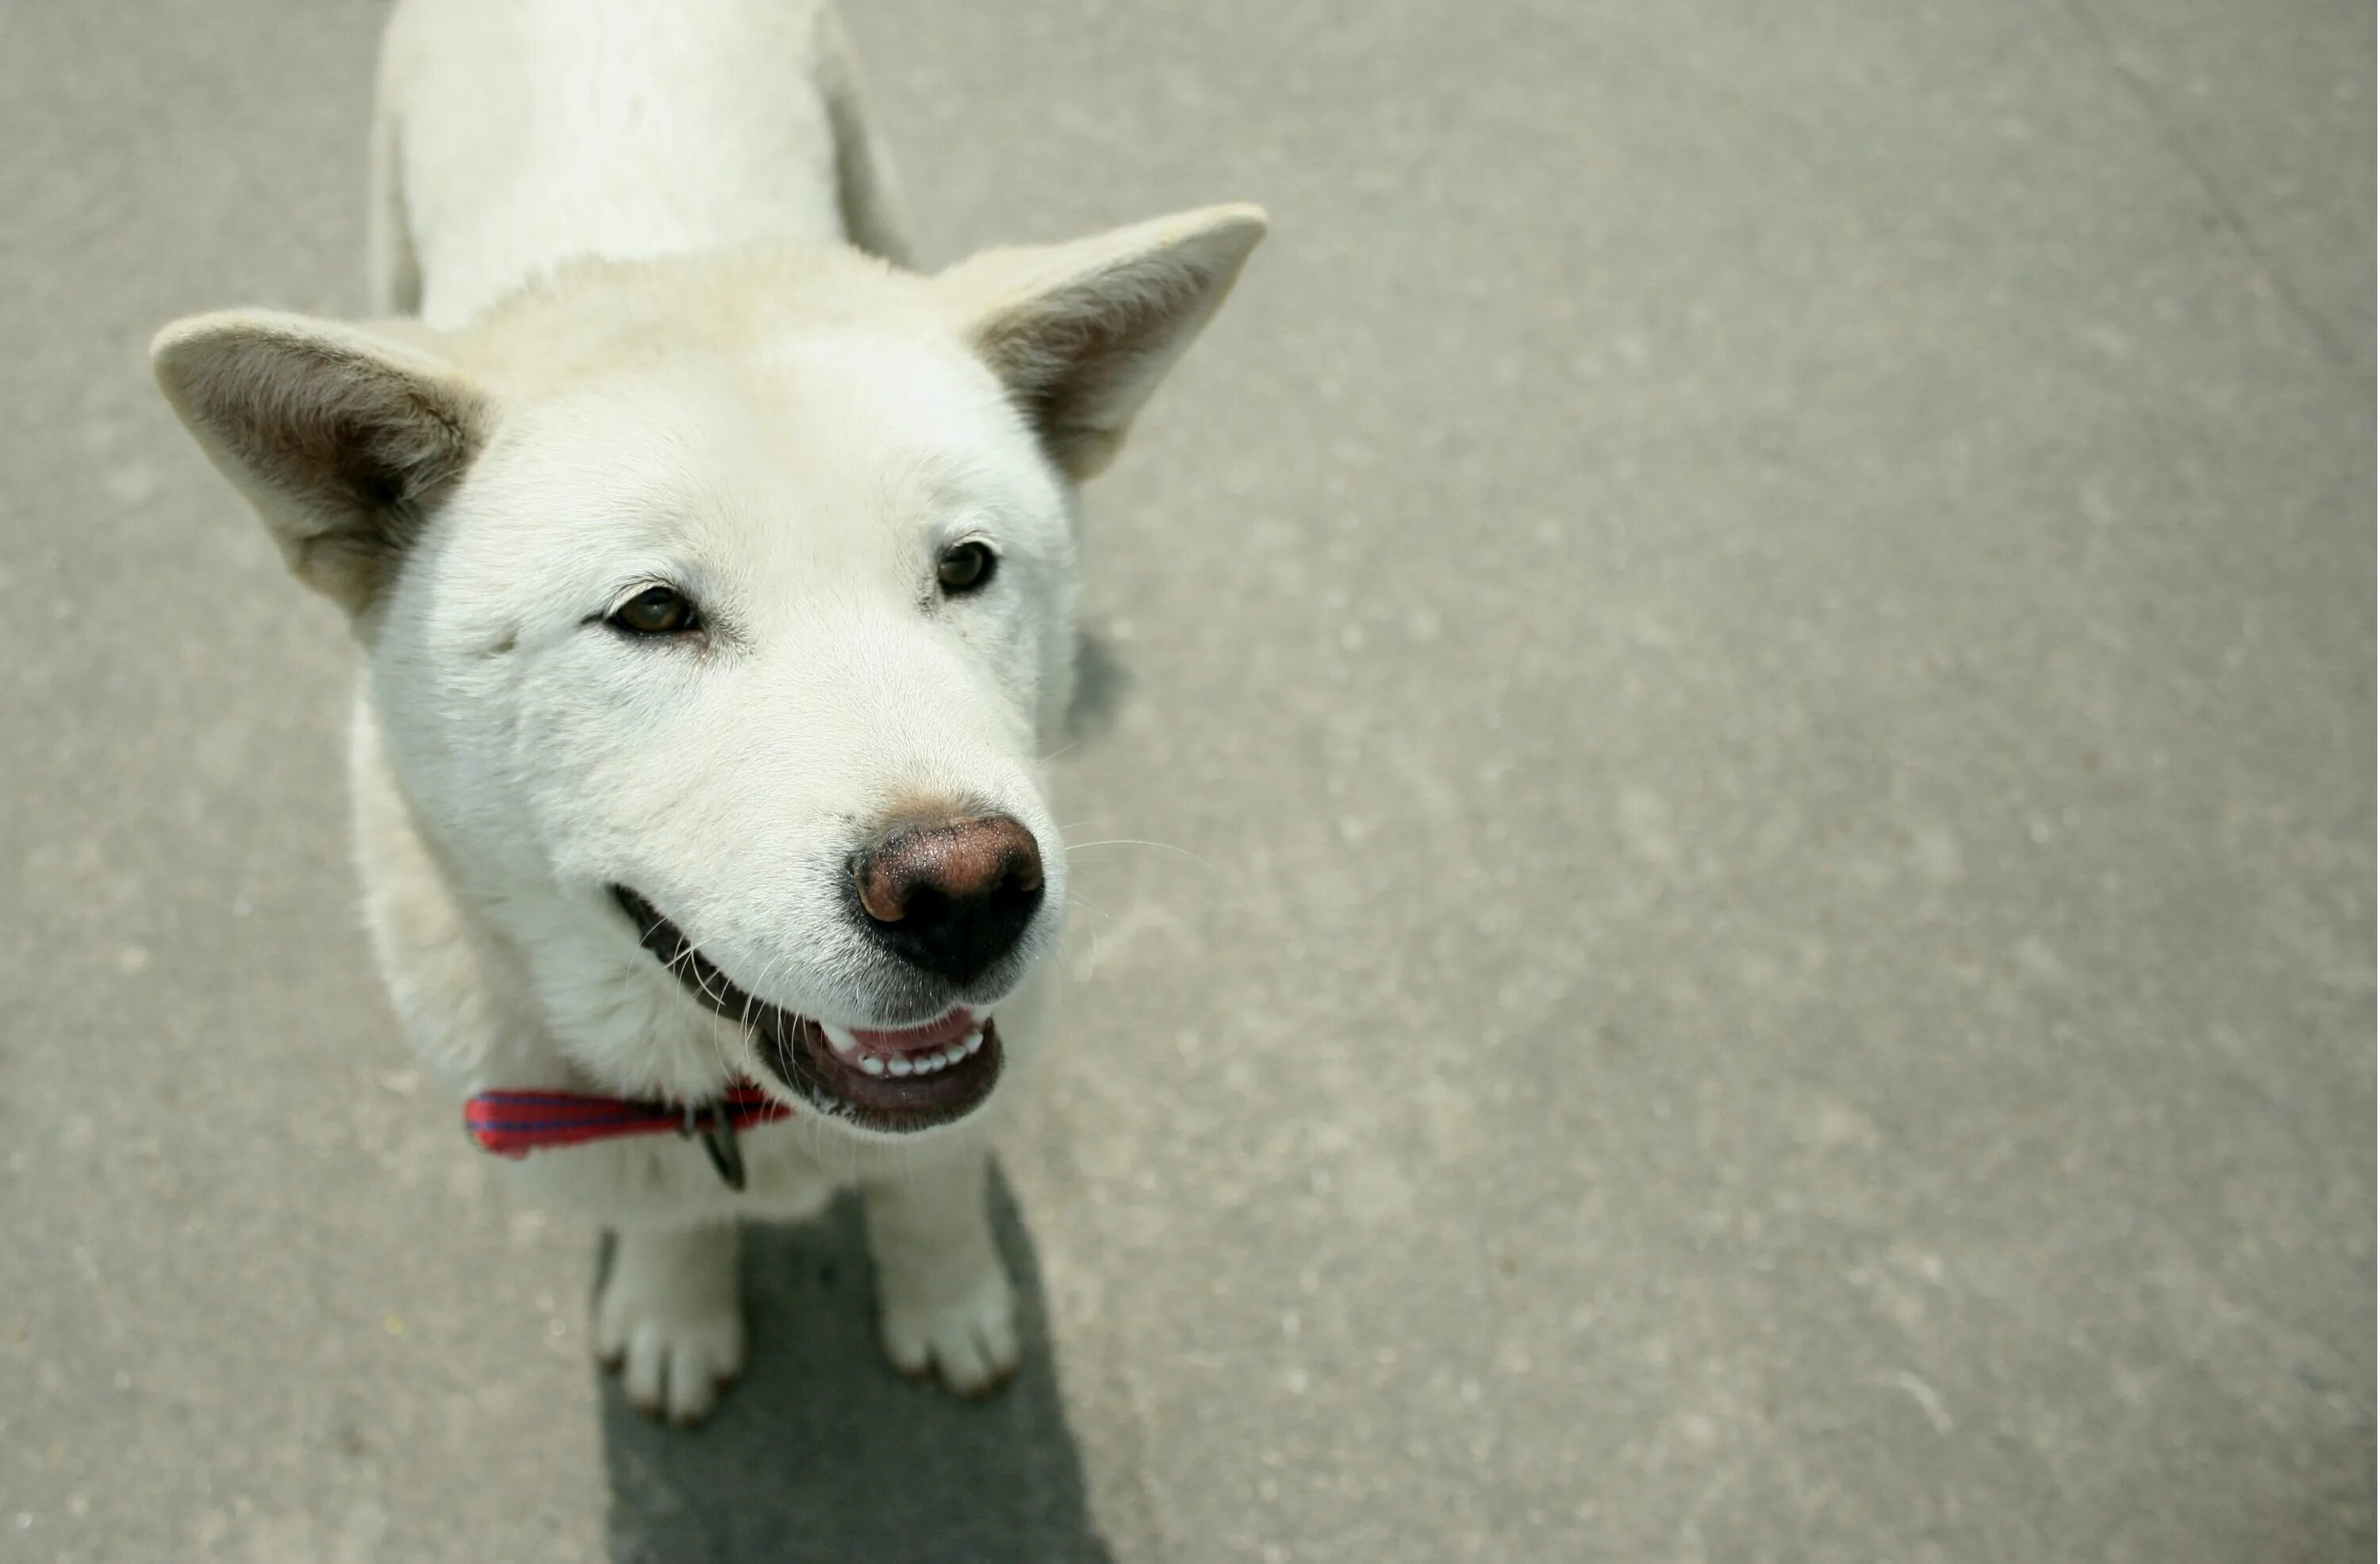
[863,1145,1019,1397]
[596,1222,746,1424]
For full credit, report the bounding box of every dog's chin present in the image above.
[611,886,1004,1135]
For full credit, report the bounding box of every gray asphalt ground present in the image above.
[2,2,2372,1560]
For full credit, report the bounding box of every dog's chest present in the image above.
[509,1120,842,1227]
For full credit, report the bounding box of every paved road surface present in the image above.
[2,1,2370,1559]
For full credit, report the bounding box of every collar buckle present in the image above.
[678,1099,747,1191]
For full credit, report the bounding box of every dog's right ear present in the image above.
[151,310,488,617]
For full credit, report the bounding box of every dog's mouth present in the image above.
[611,886,1003,1133]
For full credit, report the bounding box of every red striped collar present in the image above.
[463,1082,791,1190]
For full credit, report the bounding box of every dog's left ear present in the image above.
[938,203,1267,481]
[151,310,488,617]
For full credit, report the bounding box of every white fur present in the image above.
[152,0,1261,1419]
[371,0,911,325]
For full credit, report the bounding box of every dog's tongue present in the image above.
[850,1008,977,1055]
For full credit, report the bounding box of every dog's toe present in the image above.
[610,1312,744,1423]
[597,1241,747,1426]
[879,1265,1019,1398]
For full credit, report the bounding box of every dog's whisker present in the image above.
[1062,837,1214,868]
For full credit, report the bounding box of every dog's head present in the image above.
[152,206,1264,1141]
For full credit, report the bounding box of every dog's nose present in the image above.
[851,813,1045,986]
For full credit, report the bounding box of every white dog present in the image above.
[149,0,1262,1424]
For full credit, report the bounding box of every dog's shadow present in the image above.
[599,1172,1114,1564]
[1065,627,1130,747]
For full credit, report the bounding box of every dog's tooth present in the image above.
[962,1032,984,1057]
[823,1024,861,1059]
[942,1046,965,1068]
[857,1055,886,1077]
[887,1055,914,1077]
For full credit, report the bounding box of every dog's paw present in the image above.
[596,1235,746,1425]
[879,1262,1019,1397]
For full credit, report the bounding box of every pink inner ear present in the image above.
[958,212,1266,481]
[157,320,486,611]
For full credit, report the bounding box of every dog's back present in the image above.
[372,0,907,327]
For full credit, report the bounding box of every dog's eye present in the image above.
[610,585,700,636]
[937,540,997,596]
